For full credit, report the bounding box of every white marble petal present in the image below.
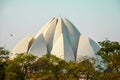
[63,18,80,58]
[29,34,47,57]
[11,35,33,59]
[51,34,74,61]
[12,17,100,61]
[77,35,95,61]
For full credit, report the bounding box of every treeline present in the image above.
[0,40,120,80]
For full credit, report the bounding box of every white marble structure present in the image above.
[11,17,100,61]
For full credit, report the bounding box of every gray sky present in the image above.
[0,0,120,51]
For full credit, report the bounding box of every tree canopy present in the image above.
[0,39,120,80]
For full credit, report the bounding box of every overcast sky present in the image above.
[0,0,120,51]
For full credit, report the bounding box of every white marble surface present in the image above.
[12,17,100,61]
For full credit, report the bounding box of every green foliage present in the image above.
[5,53,36,80]
[1,40,120,80]
[96,40,120,79]
[0,47,9,60]
[5,72,18,80]
[98,40,120,72]
[0,47,9,80]
[1,52,96,80]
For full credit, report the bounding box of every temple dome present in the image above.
[11,17,100,61]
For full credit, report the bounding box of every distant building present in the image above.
[11,17,100,61]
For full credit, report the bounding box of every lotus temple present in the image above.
[11,17,100,61]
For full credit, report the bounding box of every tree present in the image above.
[30,54,68,80]
[0,47,9,80]
[97,40,120,72]
[0,47,9,62]
[5,53,36,80]
[79,59,95,80]
[97,40,120,79]
[31,54,97,80]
